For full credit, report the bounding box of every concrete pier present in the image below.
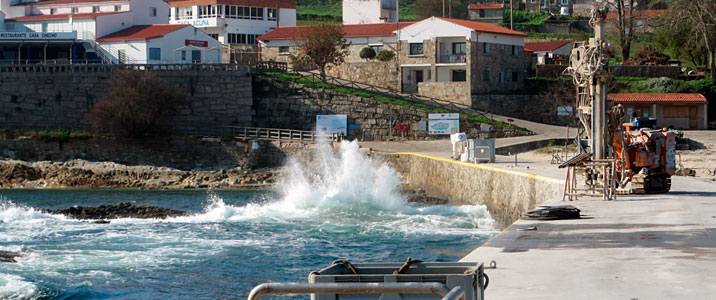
[365,139,716,299]
[461,176,716,299]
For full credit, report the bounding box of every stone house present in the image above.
[468,3,504,24]
[605,9,665,34]
[258,17,528,106]
[608,93,709,130]
[525,0,573,15]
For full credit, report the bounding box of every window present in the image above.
[452,70,466,82]
[482,43,490,54]
[279,46,290,54]
[512,71,518,82]
[208,34,219,40]
[118,49,126,64]
[479,9,485,18]
[452,42,466,54]
[71,7,79,13]
[192,50,201,63]
[561,0,568,4]
[50,8,57,15]
[500,44,505,51]
[150,7,157,16]
[41,23,48,32]
[149,48,161,61]
[267,8,277,21]
[499,72,504,83]
[181,50,187,61]
[482,69,490,82]
[512,45,519,56]
[409,43,423,55]
[178,7,192,19]
[530,0,536,3]
[115,5,122,12]
[92,6,100,13]
[370,44,383,53]
[228,33,260,44]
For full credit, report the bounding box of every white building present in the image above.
[0,0,220,63]
[342,0,398,25]
[167,0,296,62]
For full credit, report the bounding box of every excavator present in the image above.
[562,8,675,199]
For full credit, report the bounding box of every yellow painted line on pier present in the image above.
[391,152,563,185]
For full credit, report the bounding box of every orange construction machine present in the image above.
[613,125,676,193]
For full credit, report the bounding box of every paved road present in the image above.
[462,176,716,299]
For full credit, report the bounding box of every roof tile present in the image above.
[524,41,570,52]
[468,3,503,10]
[608,93,707,104]
[258,22,415,41]
[97,24,190,42]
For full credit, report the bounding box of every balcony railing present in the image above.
[438,54,466,63]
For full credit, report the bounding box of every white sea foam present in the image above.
[0,200,64,223]
[0,274,38,300]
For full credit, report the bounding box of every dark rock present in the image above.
[48,202,187,220]
[0,251,21,263]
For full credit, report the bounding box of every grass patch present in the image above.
[533,140,577,154]
[0,129,98,141]
[260,71,530,133]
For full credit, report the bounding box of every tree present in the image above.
[655,20,710,67]
[664,0,716,80]
[89,70,185,138]
[359,47,376,60]
[293,23,350,82]
[604,0,637,62]
[414,0,468,19]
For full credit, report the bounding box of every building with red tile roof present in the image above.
[524,41,570,52]
[0,0,221,63]
[259,16,530,106]
[609,93,708,129]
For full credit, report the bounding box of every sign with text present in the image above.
[0,31,77,40]
[316,115,348,136]
[185,40,208,47]
[173,18,218,28]
[428,113,460,135]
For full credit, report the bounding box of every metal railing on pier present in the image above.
[0,63,250,73]
[222,126,341,142]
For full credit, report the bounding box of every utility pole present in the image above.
[510,0,513,30]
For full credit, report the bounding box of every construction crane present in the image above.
[562,8,676,200]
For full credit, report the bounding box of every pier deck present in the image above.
[461,176,716,299]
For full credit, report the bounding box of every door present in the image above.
[192,50,201,63]
[635,106,649,118]
[689,106,698,129]
[414,70,423,83]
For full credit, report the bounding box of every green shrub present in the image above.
[359,47,376,59]
[376,50,395,61]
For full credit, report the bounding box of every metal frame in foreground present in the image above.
[247,282,465,300]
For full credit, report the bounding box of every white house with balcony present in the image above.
[167,0,296,63]
[0,0,220,64]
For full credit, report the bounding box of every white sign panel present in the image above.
[172,19,218,28]
[428,113,460,135]
[0,31,77,40]
[316,115,348,136]
[557,105,573,116]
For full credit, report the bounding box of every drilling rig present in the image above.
[561,8,675,200]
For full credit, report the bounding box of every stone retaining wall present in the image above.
[418,81,469,105]
[0,69,253,135]
[381,153,563,228]
[472,94,577,126]
[253,76,530,141]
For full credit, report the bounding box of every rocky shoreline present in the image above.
[0,159,278,189]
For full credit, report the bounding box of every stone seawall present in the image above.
[0,68,253,135]
[380,152,563,228]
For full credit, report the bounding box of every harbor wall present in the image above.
[0,67,253,135]
[381,152,563,228]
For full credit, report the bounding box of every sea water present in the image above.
[0,141,497,299]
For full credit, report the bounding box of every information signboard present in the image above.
[428,113,460,135]
[316,115,348,136]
